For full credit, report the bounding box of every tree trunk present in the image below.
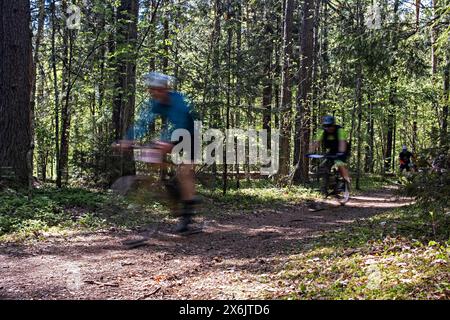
[162,10,170,73]
[30,0,46,187]
[36,64,48,182]
[58,26,75,187]
[57,0,72,187]
[278,0,294,179]
[311,0,321,134]
[431,0,438,75]
[274,9,282,130]
[149,0,157,71]
[111,0,139,182]
[412,103,418,155]
[355,0,364,190]
[51,0,60,182]
[392,114,397,170]
[293,0,314,184]
[235,1,242,189]
[365,93,374,173]
[385,0,400,173]
[0,0,33,185]
[442,41,449,146]
[320,0,329,116]
[223,18,233,195]
[262,1,274,147]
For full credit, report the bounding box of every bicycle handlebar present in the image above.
[112,140,174,164]
[306,153,342,160]
[113,140,173,149]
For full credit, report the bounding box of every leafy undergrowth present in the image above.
[0,186,170,243]
[264,205,449,300]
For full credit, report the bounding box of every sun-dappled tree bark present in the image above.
[293,0,314,184]
[354,0,364,190]
[262,1,274,149]
[0,0,33,185]
[111,0,140,182]
[443,47,449,146]
[278,0,294,179]
[384,0,400,173]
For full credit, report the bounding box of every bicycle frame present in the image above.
[307,154,349,202]
[318,158,342,196]
[112,142,183,204]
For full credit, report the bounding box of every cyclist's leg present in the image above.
[174,140,202,232]
[177,163,195,201]
[334,158,351,204]
[335,158,351,184]
[172,134,197,201]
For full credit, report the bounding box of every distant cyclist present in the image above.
[432,153,448,173]
[119,72,199,233]
[399,146,414,173]
[310,115,351,185]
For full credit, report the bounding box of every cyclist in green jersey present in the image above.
[310,115,351,184]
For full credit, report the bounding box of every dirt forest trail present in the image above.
[0,187,414,300]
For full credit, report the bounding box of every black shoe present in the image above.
[175,215,193,233]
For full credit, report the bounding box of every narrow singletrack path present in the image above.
[0,187,412,299]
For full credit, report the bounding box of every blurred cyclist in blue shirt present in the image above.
[119,72,198,233]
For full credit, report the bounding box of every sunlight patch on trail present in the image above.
[66,262,82,293]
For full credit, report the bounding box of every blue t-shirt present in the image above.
[128,91,195,142]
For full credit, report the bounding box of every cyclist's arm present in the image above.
[337,128,348,154]
[310,131,323,153]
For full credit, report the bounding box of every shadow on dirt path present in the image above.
[0,187,413,300]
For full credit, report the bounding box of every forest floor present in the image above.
[2,184,447,300]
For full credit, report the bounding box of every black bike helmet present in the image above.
[323,115,335,126]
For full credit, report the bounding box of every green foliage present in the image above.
[0,187,106,239]
[28,0,449,185]
[402,170,450,237]
[266,205,449,300]
[0,184,176,242]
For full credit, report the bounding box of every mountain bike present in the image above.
[307,153,351,205]
[111,141,203,244]
[111,141,182,203]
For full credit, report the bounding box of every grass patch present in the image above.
[0,186,170,243]
[264,205,449,300]
[198,174,393,215]
[200,184,321,215]
[357,174,397,192]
